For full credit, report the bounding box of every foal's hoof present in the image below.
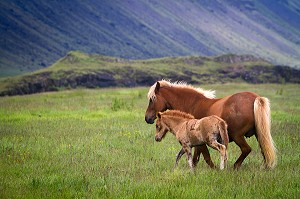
[189,168,196,174]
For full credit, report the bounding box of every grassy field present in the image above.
[0,83,299,198]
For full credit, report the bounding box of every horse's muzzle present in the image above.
[145,116,155,124]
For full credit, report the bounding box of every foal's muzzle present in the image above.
[155,136,162,142]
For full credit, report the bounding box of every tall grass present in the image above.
[0,84,299,198]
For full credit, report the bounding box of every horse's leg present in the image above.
[192,146,201,165]
[209,141,227,170]
[193,145,216,168]
[232,135,252,169]
[175,148,185,168]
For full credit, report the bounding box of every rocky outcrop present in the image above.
[214,54,266,63]
[217,65,300,83]
[1,63,299,96]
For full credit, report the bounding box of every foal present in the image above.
[155,110,229,170]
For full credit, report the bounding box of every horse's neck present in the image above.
[164,116,188,136]
[163,87,214,117]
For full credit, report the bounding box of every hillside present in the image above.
[1,0,300,76]
[0,51,299,96]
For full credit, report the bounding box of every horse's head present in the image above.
[145,81,169,124]
[155,112,169,142]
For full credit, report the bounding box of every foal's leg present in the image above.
[175,148,185,168]
[209,141,227,170]
[193,145,216,168]
[183,145,194,170]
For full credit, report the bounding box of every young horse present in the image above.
[155,110,229,170]
[145,80,276,169]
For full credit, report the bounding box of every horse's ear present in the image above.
[157,112,162,118]
[155,81,160,94]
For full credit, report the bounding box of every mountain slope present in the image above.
[1,0,300,76]
[0,51,299,96]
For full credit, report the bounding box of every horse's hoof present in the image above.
[233,164,241,170]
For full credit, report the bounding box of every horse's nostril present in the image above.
[155,136,161,142]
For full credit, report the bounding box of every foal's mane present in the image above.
[147,80,215,101]
[161,110,195,119]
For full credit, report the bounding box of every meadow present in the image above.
[0,83,299,198]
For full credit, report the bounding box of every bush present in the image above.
[111,97,133,111]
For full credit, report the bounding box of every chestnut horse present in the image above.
[155,110,229,170]
[145,80,276,169]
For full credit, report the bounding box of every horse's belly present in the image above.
[245,128,256,138]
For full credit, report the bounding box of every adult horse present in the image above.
[145,80,276,169]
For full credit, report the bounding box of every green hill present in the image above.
[0,51,299,96]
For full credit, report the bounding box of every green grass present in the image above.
[0,84,299,198]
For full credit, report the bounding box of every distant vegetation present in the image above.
[0,51,299,96]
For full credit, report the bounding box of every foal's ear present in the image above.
[154,81,160,93]
[157,112,162,118]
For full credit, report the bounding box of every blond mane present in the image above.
[161,110,195,119]
[147,80,216,101]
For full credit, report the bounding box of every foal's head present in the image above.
[155,110,194,142]
[155,112,169,142]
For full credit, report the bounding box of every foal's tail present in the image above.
[218,118,229,164]
[218,119,229,149]
[254,97,276,169]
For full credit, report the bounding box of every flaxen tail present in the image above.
[254,97,276,169]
